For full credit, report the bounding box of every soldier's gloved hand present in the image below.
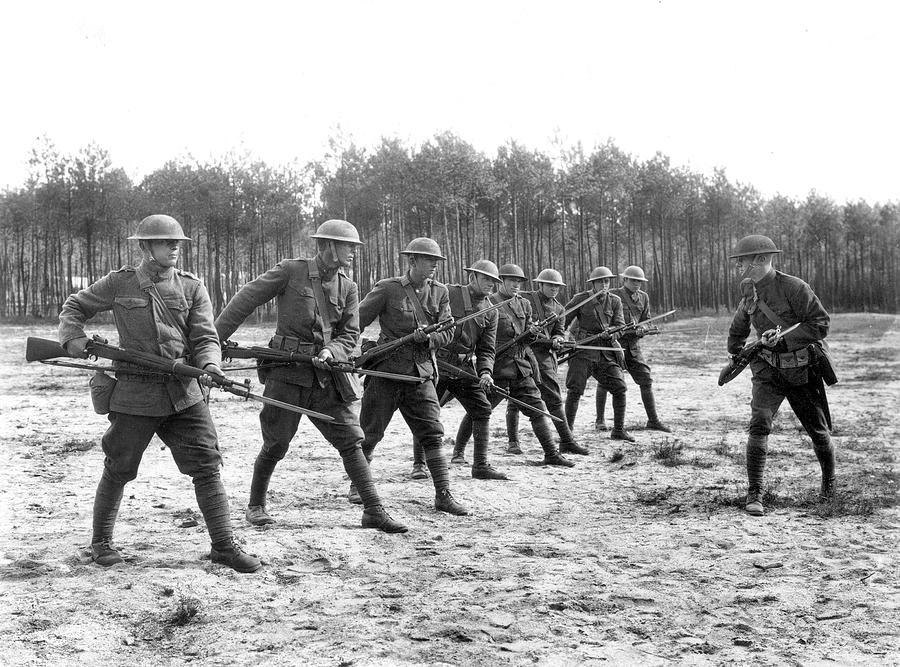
[199,363,226,387]
[412,327,430,344]
[478,372,494,393]
[65,337,89,358]
[760,329,780,348]
[312,348,333,370]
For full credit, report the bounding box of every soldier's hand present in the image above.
[199,363,226,387]
[312,348,334,369]
[760,329,779,348]
[634,326,647,338]
[550,336,563,350]
[65,337,89,358]
[412,327,430,344]
[478,372,494,392]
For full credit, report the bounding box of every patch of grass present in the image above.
[712,437,731,457]
[30,381,66,392]
[689,456,716,469]
[635,487,675,505]
[609,449,624,463]
[652,438,687,467]
[61,439,95,453]
[168,595,201,627]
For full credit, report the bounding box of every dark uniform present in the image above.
[215,254,404,531]
[412,282,505,477]
[727,269,835,507]
[59,259,254,569]
[563,290,629,434]
[455,291,570,465]
[595,285,668,429]
[356,272,465,508]
[505,290,582,451]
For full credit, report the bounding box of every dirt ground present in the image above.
[1,314,897,666]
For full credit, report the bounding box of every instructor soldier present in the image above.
[214,219,407,533]
[727,234,835,516]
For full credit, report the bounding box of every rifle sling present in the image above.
[136,268,193,356]
[306,259,334,344]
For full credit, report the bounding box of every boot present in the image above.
[472,417,506,479]
[347,483,363,505]
[610,392,635,442]
[642,385,672,432]
[245,505,276,526]
[542,452,575,467]
[534,416,574,467]
[564,392,580,430]
[435,489,469,515]
[595,389,608,430]
[410,463,429,480]
[362,506,408,533]
[745,434,768,516]
[248,452,279,509]
[454,415,472,460]
[90,540,123,567]
[450,443,468,466]
[210,541,262,573]
[551,404,588,455]
[506,440,523,454]
[506,403,520,451]
[473,464,509,480]
[813,437,836,500]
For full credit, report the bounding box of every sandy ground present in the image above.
[1,314,897,666]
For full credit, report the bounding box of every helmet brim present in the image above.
[618,274,648,282]
[401,251,447,261]
[311,234,364,245]
[128,234,192,241]
[728,249,782,259]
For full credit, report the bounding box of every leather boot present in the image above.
[454,415,472,460]
[362,506,409,533]
[472,418,506,479]
[505,403,520,451]
[210,541,262,573]
[534,416,574,467]
[610,392,635,442]
[245,505,276,526]
[410,463,429,480]
[745,434,768,516]
[347,483,362,505]
[595,388,608,430]
[435,489,469,515]
[564,392,580,430]
[813,436,836,500]
[90,540,124,567]
[552,404,587,455]
[506,440,523,454]
[641,385,672,432]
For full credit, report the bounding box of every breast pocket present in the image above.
[113,296,151,337]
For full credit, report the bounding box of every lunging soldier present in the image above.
[727,235,835,516]
[455,264,575,468]
[58,214,261,572]
[563,266,633,442]
[214,219,407,533]
[350,238,469,515]
[595,265,671,432]
[506,269,588,455]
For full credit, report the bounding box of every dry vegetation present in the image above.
[1,314,898,665]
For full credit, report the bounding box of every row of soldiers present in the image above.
[57,216,836,573]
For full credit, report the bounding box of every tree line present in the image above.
[1,133,897,320]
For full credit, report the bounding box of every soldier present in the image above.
[349,238,468,515]
[505,269,589,455]
[595,265,671,432]
[411,260,507,480]
[214,219,407,534]
[563,266,634,442]
[727,235,835,516]
[58,214,261,573]
[454,264,575,468]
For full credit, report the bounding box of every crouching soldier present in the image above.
[214,219,407,533]
[58,215,261,572]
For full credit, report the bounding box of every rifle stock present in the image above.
[717,323,800,386]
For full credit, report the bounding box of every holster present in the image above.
[89,371,117,415]
[812,340,838,386]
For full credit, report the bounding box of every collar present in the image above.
[315,255,338,282]
[139,259,174,282]
[754,269,776,289]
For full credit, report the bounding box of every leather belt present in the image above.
[759,345,813,369]
[270,335,319,354]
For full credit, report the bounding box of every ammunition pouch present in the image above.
[262,335,320,384]
[759,346,814,370]
[89,371,117,415]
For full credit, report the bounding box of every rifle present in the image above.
[494,290,604,358]
[557,309,677,364]
[221,341,425,383]
[434,359,563,423]
[717,323,801,386]
[26,336,336,421]
[353,297,511,367]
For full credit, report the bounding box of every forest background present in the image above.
[2,132,897,320]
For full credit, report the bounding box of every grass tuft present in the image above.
[652,438,686,467]
[168,595,201,627]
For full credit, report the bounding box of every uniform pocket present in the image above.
[114,296,150,309]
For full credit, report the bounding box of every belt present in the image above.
[759,345,813,369]
[437,349,472,365]
[270,335,319,354]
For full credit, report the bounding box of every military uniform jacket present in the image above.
[358,274,453,378]
[564,290,625,363]
[727,270,829,382]
[491,292,538,380]
[521,290,565,374]
[215,257,359,392]
[58,261,220,417]
[438,284,498,376]
[611,286,650,355]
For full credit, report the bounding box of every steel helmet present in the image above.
[464,259,501,282]
[587,266,614,282]
[619,265,648,282]
[400,237,446,260]
[533,268,566,286]
[729,235,782,258]
[311,219,363,245]
[498,263,526,281]
[128,215,191,241]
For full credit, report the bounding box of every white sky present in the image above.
[2,0,898,202]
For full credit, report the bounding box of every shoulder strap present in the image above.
[136,267,192,352]
[459,284,474,314]
[530,292,547,321]
[401,281,432,325]
[756,297,787,328]
[499,297,525,336]
[620,291,642,324]
[306,259,333,342]
[592,295,610,329]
